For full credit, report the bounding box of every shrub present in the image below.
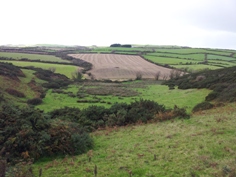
[135,72,142,80]
[205,91,219,101]
[5,88,25,98]
[27,98,42,105]
[155,71,161,80]
[0,105,93,164]
[192,102,214,112]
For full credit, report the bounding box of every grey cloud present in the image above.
[177,0,236,33]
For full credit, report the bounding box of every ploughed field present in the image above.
[69,54,173,80]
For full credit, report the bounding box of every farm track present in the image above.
[69,54,173,80]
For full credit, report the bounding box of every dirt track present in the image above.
[69,54,173,80]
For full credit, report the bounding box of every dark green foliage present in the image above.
[164,66,236,103]
[0,62,25,80]
[205,91,219,101]
[5,88,25,98]
[27,98,42,105]
[192,102,214,112]
[110,44,121,47]
[50,107,81,122]
[50,99,188,131]
[0,105,93,164]
[110,44,132,48]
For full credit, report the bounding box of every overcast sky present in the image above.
[1,0,236,49]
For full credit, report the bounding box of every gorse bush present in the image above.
[192,102,214,112]
[27,97,42,105]
[0,105,93,164]
[50,99,189,131]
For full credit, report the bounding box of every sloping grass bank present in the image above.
[33,103,236,176]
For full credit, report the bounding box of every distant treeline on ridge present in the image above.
[110,43,132,48]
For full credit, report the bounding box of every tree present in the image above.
[155,71,161,80]
[71,69,83,81]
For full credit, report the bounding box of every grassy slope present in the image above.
[1,60,79,79]
[33,103,236,177]
[0,52,70,63]
[0,69,45,106]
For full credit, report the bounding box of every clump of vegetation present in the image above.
[0,62,25,80]
[192,101,214,112]
[135,72,142,80]
[0,104,93,164]
[50,99,189,131]
[5,88,25,98]
[27,97,43,105]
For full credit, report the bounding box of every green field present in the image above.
[207,60,236,67]
[154,48,233,56]
[36,81,210,113]
[143,55,197,65]
[0,52,70,63]
[1,60,79,78]
[33,103,236,176]
[207,54,236,61]
[172,64,222,71]
[146,53,205,61]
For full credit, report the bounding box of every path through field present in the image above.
[69,54,173,80]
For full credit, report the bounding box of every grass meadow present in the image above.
[36,81,210,113]
[33,103,236,176]
[0,52,70,63]
[1,60,79,78]
[143,55,195,65]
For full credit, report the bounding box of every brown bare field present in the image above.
[69,54,173,80]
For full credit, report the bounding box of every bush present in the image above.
[192,102,214,112]
[205,91,219,101]
[0,105,93,164]
[136,72,142,80]
[27,98,42,105]
[5,88,25,98]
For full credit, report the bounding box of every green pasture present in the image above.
[149,48,234,56]
[207,54,236,61]
[0,52,70,63]
[143,55,196,65]
[172,64,222,71]
[147,53,205,61]
[36,81,210,113]
[207,60,236,67]
[1,60,79,79]
[204,49,235,56]
[33,103,236,176]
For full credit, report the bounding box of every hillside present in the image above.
[31,103,236,176]
[1,46,236,177]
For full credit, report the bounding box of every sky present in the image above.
[1,0,236,49]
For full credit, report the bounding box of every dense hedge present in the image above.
[0,105,93,164]
[50,99,189,131]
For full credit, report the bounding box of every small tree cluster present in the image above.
[71,69,83,81]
